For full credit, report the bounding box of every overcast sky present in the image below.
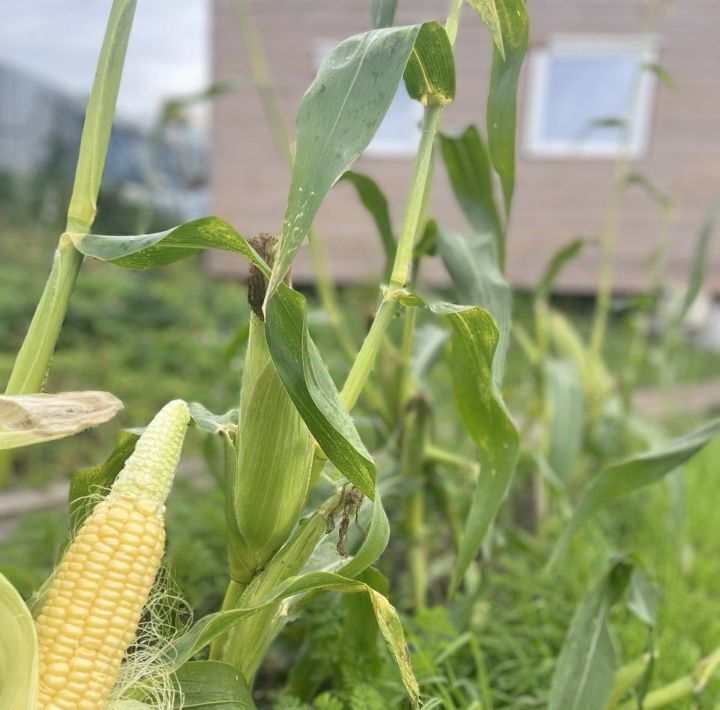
[0,0,209,126]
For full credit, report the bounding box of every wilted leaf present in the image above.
[188,402,238,437]
[162,571,418,705]
[0,391,123,451]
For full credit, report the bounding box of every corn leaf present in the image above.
[544,358,584,482]
[549,417,720,569]
[68,429,139,536]
[371,0,397,29]
[265,290,376,498]
[470,0,528,213]
[71,216,265,270]
[469,0,510,58]
[0,391,122,451]
[70,219,377,499]
[0,572,37,710]
[173,661,255,709]
[403,21,456,105]
[266,21,455,300]
[678,204,717,321]
[535,238,586,301]
[161,571,418,705]
[437,230,512,383]
[398,296,519,590]
[548,560,633,710]
[439,126,503,255]
[341,171,396,272]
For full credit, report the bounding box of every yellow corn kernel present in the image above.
[35,399,189,710]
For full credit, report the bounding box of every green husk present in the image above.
[0,572,38,709]
[226,235,316,584]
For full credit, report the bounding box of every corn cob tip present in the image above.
[108,399,190,510]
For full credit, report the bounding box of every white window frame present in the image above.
[524,35,659,159]
[312,39,422,158]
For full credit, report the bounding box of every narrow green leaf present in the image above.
[548,560,633,710]
[71,217,265,271]
[68,430,139,536]
[267,22,455,299]
[624,173,673,210]
[265,290,376,499]
[173,661,255,709]
[0,572,38,710]
[0,391,122,451]
[371,0,397,29]
[544,358,584,482]
[678,205,717,321]
[162,571,418,705]
[549,418,720,569]
[626,568,659,627]
[439,126,503,253]
[399,297,519,589]
[437,230,512,383]
[403,22,456,106]
[536,238,586,301]
[341,170,396,269]
[476,0,529,213]
[468,0,506,59]
[66,0,137,234]
[267,25,422,298]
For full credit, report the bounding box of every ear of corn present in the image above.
[226,236,315,584]
[35,399,189,710]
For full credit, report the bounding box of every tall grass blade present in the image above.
[549,417,720,569]
[471,0,528,214]
[439,125,503,257]
[548,560,632,710]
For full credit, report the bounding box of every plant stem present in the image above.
[3,0,135,398]
[4,237,82,394]
[340,299,398,411]
[389,104,442,289]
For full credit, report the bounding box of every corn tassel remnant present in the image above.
[35,399,189,710]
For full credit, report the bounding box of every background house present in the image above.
[209,0,720,294]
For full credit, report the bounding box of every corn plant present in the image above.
[2,0,720,708]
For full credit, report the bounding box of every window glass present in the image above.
[526,38,657,158]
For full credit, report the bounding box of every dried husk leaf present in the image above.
[0,391,123,450]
